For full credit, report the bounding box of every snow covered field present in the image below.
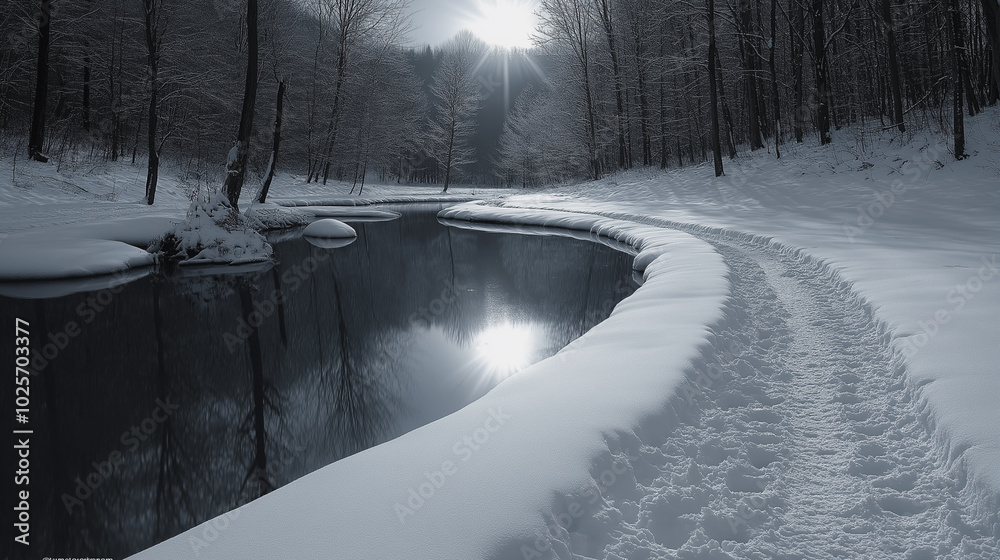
[3,113,998,559]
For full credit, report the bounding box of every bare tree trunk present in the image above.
[223,0,260,212]
[320,91,343,185]
[790,0,805,142]
[357,148,370,195]
[143,0,160,205]
[110,23,125,161]
[708,0,724,176]
[28,0,52,162]
[258,79,285,204]
[982,0,1000,105]
[306,17,324,183]
[739,0,763,150]
[881,0,905,131]
[659,21,669,169]
[132,106,143,165]
[634,34,652,166]
[583,56,601,179]
[320,35,349,185]
[812,0,832,145]
[443,122,455,192]
[597,0,628,169]
[949,0,967,159]
[82,52,91,132]
[768,0,781,157]
[108,24,118,161]
[715,49,738,158]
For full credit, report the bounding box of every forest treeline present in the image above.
[1,0,997,203]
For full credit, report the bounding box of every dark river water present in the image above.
[1,205,636,559]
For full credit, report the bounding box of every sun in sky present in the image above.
[465,0,539,50]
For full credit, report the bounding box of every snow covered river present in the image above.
[0,205,636,558]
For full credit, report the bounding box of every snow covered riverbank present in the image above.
[493,120,1000,507]
[3,112,997,558]
[0,164,483,281]
[130,118,998,558]
[127,211,734,560]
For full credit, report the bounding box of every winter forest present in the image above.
[3,0,997,201]
[3,0,1000,559]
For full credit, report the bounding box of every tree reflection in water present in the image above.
[0,206,636,559]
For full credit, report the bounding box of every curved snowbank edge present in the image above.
[129,203,731,560]
[502,201,1000,517]
[273,194,481,207]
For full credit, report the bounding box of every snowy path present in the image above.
[566,236,997,559]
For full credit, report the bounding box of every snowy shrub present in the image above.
[149,191,272,265]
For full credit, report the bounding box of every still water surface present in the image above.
[1,205,636,557]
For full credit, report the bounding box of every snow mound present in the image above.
[0,236,155,281]
[302,218,357,238]
[150,192,272,266]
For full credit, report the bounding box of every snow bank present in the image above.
[499,119,1000,503]
[301,218,356,238]
[0,267,152,299]
[127,211,730,560]
[273,194,480,207]
[0,236,155,281]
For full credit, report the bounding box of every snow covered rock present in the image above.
[302,218,357,239]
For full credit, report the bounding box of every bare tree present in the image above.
[811,0,832,145]
[143,0,162,205]
[257,78,285,203]
[313,0,409,184]
[28,0,52,161]
[539,0,601,179]
[983,0,1000,105]
[595,0,628,168]
[948,0,967,159]
[707,0,724,176]
[223,0,260,211]
[427,31,485,193]
[880,0,905,132]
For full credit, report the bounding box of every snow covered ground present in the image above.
[3,112,998,559]
[0,160,483,282]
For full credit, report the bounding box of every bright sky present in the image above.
[406,0,540,49]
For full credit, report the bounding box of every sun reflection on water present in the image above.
[473,321,537,376]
